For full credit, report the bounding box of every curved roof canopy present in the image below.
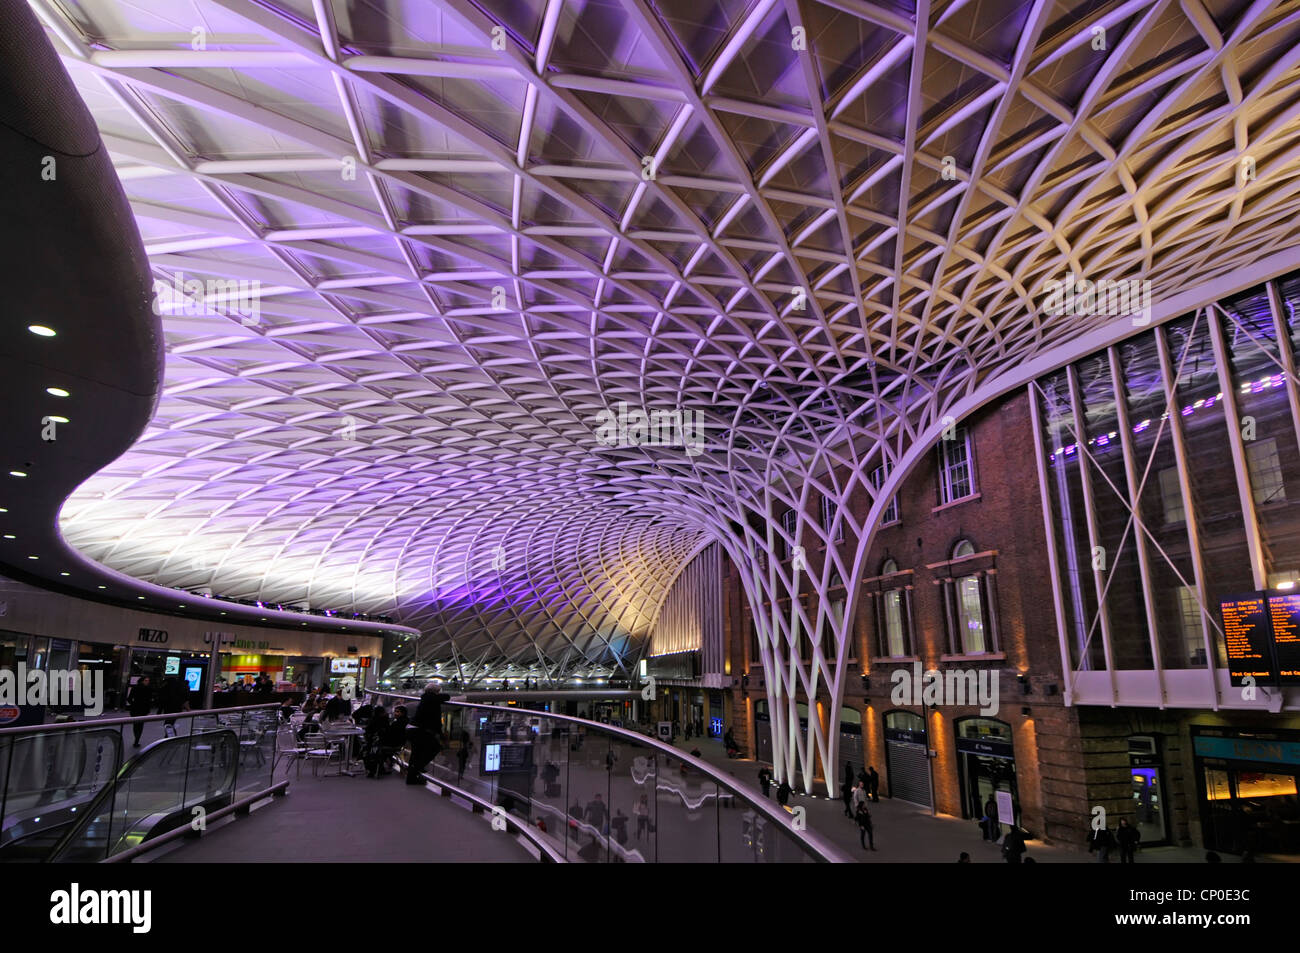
[29,0,1300,678]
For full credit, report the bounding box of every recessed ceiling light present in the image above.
[137,596,145,600]
[9,471,26,478]
[59,572,69,577]
[46,387,69,398]
[27,555,38,560]
[46,416,69,424]
[1279,580,1296,590]
[28,325,56,337]
[97,586,106,589]
[0,507,8,513]
[2,534,13,540]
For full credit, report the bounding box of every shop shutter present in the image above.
[886,740,931,808]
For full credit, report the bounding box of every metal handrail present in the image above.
[0,703,280,736]
[368,689,852,863]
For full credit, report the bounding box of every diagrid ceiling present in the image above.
[28,0,1300,681]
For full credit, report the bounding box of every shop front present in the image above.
[955,716,1019,828]
[884,710,932,808]
[1192,725,1300,856]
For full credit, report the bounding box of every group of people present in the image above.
[1086,818,1142,862]
[124,674,193,746]
[978,794,1030,862]
[839,764,881,851]
[217,674,275,695]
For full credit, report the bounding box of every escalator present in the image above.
[1,730,239,862]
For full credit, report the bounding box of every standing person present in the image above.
[405,679,449,785]
[840,774,854,817]
[982,795,1001,843]
[776,779,792,808]
[1088,824,1115,862]
[867,765,880,802]
[1116,818,1140,863]
[633,794,650,841]
[758,766,773,798]
[456,729,471,781]
[363,705,390,778]
[852,780,869,815]
[855,801,876,851]
[585,793,609,834]
[1002,826,1027,863]
[126,676,155,746]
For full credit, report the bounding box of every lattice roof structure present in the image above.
[33,0,1300,708]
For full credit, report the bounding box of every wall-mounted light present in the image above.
[861,675,870,693]
[1021,706,1032,716]
[1017,673,1032,695]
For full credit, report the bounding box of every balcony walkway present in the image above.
[152,767,535,864]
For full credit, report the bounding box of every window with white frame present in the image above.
[820,494,844,543]
[1246,437,1286,504]
[869,463,899,524]
[937,427,974,504]
[946,539,995,655]
[877,557,911,657]
[780,508,799,559]
[1158,467,1185,524]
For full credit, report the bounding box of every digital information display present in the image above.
[164,656,181,676]
[1267,592,1300,684]
[1220,593,1275,686]
[483,743,501,773]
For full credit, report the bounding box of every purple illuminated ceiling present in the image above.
[32,0,1300,679]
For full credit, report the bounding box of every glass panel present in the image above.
[366,693,835,863]
[956,576,986,654]
[1038,372,1106,670]
[884,590,905,656]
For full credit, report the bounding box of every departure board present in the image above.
[1220,593,1276,686]
[1267,592,1300,684]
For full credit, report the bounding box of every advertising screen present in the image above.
[164,656,181,676]
[329,657,359,674]
[1220,593,1276,686]
[483,743,501,773]
[1267,592,1300,684]
[184,666,203,692]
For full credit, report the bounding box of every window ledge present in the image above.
[938,652,1005,663]
[871,655,919,664]
[932,492,981,514]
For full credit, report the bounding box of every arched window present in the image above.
[947,539,995,655]
[876,558,911,657]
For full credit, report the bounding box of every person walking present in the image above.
[159,676,189,736]
[1002,826,1027,863]
[840,774,854,817]
[855,801,876,851]
[1116,818,1140,863]
[126,676,155,746]
[406,679,449,784]
[757,765,772,798]
[776,778,792,808]
[1088,824,1115,862]
[867,765,880,802]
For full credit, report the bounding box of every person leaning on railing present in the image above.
[405,680,449,785]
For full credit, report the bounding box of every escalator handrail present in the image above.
[0,702,280,738]
[369,690,852,863]
[44,729,239,862]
